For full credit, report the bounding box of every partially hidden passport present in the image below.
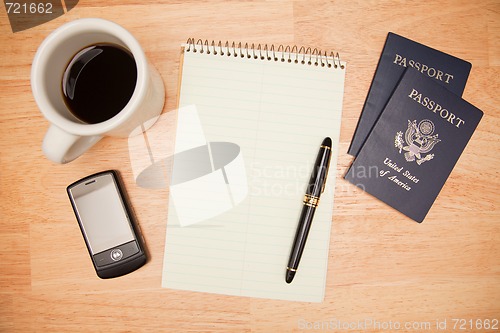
[344,69,483,222]
[348,32,472,157]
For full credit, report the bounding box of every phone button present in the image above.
[94,241,140,267]
[110,249,123,261]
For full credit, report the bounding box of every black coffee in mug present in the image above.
[62,43,137,124]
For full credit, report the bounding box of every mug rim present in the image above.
[31,18,149,136]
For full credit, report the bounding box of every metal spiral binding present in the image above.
[185,38,344,69]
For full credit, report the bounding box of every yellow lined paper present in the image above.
[162,44,345,302]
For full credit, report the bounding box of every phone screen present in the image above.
[69,173,134,254]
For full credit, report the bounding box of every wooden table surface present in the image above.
[1,1,499,332]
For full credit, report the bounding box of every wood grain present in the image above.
[1,1,498,332]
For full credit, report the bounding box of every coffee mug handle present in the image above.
[42,125,102,164]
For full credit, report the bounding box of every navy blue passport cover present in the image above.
[344,69,483,223]
[348,32,472,156]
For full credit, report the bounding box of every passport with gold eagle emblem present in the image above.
[344,69,483,222]
[348,32,472,157]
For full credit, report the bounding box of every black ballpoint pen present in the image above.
[286,137,332,284]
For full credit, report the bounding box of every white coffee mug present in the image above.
[32,18,165,164]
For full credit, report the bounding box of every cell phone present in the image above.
[67,170,147,279]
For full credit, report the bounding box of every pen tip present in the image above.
[285,270,295,284]
[322,137,332,147]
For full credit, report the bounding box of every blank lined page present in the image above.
[162,44,346,302]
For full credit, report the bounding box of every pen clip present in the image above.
[321,153,331,194]
[321,171,328,193]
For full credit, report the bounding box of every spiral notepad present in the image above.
[162,39,346,302]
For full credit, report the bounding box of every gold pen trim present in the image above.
[286,267,297,272]
[320,145,331,150]
[303,194,320,207]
